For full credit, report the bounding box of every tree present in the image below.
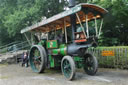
[99,0,128,46]
[0,0,66,45]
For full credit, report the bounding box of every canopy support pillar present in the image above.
[76,13,87,38]
[94,17,98,37]
[86,15,89,38]
[98,19,103,38]
[31,32,34,45]
[24,33,31,46]
[47,32,48,41]
[64,19,68,43]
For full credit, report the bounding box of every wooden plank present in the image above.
[121,48,124,68]
[119,48,120,68]
[126,48,128,68]
[116,48,118,68]
[124,48,127,68]
[97,49,100,64]
[101,49,104,67]
[113,48,115,68]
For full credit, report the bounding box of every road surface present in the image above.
[0,64,127,85]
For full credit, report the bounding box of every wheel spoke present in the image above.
[62,59,72,78]
[29,45,46,73]
[32,48,42,71]
[34,59,41,70]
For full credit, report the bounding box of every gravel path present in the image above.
[0,64,128,85]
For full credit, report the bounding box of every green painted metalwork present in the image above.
[51,44,67,55]
[52,49,59,55]
[60,44,67,55]
[49,55,55,67]
[38,40,46,46]
[47,40,58,49]
[74,56,82,61]
[74,56,84,68]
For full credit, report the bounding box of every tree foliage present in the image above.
[97,0,128,46]
[0,0,66,45]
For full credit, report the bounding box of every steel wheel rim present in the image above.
[62,59,71,78]
[30,47,42,72]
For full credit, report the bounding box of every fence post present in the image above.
[113,48,115,68]
[121,48,124,69]
[125,48,127,68]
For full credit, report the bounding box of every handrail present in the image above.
[0,41,31,55]
[0,41,20,49]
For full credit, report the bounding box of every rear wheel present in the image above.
[61,56,75,80]
[83,53,98,75]
[29,45,47,73]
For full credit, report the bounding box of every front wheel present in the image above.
[83,53,98,75]
[29,45,47,73]
[61,56,76,80]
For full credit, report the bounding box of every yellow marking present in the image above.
[102,51,115,56]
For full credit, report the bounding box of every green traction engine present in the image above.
[21,0,108,80]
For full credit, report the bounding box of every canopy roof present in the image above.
[21,3,108,34]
